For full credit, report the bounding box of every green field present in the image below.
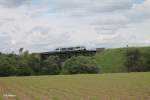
[95,48,127,73]
[95,46,150,73]
[0,72,150,100]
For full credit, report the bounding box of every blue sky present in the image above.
[0,0,150,53]
[134,0,144,3]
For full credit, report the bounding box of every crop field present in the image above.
[0,72,150,100]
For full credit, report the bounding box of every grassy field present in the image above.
[95,48,127,73]
[95,46,150,73]
[0,72,150,100]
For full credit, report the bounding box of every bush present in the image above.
[125,48,150,72]
[63,56,100,74]
[0,56,16,76]
[136,52,150,72]
[126,48,141,72]
[15,53,34,76]
[16,61,33,76]
[26,54,41,75]
[0,52,100,76]
[41,56,61,75]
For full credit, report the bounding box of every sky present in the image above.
[0,0,150,53]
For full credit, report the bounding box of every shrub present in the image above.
[63,56,100,74]
[15,54,34,76]
[136,52,150,72]
[26,54,41,75]
[16,61,33,76]
[41,56,61,75]
[125,48,150,72]
[0,56,16,76]
[126,48,141,72]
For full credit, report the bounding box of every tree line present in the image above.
[0,48,150,77]
[0,49,100,77]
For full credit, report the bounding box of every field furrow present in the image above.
[0,72,150,100]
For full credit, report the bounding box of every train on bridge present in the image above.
[55,46,86,52]
[34,46,104,61]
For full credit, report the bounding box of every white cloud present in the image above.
[0,0,30,7]
[0,0,149,53]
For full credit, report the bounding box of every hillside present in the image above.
[95,46,150,73]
